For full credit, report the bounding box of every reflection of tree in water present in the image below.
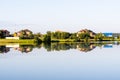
[77,43,96,52]
[42,42,97,52]
[35,43,42,49]
[43,42,77,51]
[43,43,51,51]
[51,43,71,51]
[0,46,10,53]
[14,45,34,53]
[15,42,118,53]
[0,42,118,54]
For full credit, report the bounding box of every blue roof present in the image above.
[103,33,113,35]
[103,33,113,36]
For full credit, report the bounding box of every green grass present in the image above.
[0,38,120,44]
[0,39,35,43]
[51,39,75,42]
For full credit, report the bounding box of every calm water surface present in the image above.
[0,42,120,80]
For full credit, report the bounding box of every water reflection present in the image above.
[0,41,120,53]
[77,43,96,52]
[0,46,10,53]
[14,45,34,53]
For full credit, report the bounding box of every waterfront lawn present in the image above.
[0,39,35,43]
[51,39,75,42]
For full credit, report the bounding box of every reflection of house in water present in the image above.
[0,46,10,53]
[6,44,19,48]
[14,45,33,53]
[113,41,120,45]
[104,44,113,48]
[5,44,32,53]
[77,43,96,52]
[0,44,19,54]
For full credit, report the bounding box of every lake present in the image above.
[0,42,120,80]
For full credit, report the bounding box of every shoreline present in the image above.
[0,39,119,43]
[0,39,35,43]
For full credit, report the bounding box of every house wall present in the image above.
[6,37,19,40]
[112,33,120,37]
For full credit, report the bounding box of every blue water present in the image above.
[0,44,120,80]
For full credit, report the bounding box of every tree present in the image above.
[14,32,17,37]
[36,32,42,37]
[28,34,34,39]
[69,33,77,39]
[0,30,10,38]
[0,31,3,38]
[34,36,42,44]
[95,33,104,41]
[77,33,90,39]
[43,35,51,43]
[47,31,51,36]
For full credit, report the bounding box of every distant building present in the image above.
[112,33,120,37]
[103,33,113,37]
[14,29,32,37]
[77,29,96,37]
[103,33,120,37]
[14,29,33,39]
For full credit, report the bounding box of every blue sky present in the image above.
[0,0,120,33]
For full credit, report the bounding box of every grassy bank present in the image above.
[51,39,75,42]
[0,38,120,44]
[0,39,35,43]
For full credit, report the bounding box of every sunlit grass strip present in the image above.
[51,39,75,42]
[0,39,35,43]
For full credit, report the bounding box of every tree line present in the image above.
[0,29,119,43]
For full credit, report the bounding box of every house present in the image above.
[14,29,33,39]
[15,29,32,37]
[77,29,96,37]
[112,33,120,37]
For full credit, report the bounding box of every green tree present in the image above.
[77,33,90,39]
[95,33,104,41]
[43,35,51,43]
[69,33,77,39]
[47,31,51,36]
[34,36,42,44]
